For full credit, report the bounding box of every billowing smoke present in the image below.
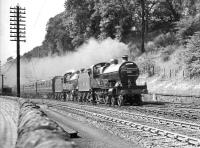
[2,38,128,87]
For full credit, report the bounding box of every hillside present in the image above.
[20,0,200,95]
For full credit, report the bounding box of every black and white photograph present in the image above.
[1,0,200,148]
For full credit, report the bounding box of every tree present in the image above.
[64,0,96,47]
[141,0,145,53]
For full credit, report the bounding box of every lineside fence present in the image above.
[139,65,195,80]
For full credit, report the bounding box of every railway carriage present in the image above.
[37,80,53,98]
[36,76,64,100]
[22,82,37,97]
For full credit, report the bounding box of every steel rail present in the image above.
[48,103,200,146]
[131,107,199,120]
[49,102,200,130]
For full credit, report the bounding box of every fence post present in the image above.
[164,68,165,77]
[152,65,154,75]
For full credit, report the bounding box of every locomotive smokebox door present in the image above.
[119,62,139,88]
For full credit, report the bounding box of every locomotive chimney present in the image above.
[122,55,128,62]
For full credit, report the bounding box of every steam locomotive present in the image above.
[16,55,147,106]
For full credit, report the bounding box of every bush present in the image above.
[161,53,169,62]
[183,31,200,78]
[154,32,176,48]
[128,43,141,58]
[160,45,176,62]
[145,41,157,53]
[176,14,200,44]
[137,57,155,77]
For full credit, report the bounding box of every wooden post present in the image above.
[10,4,26,97]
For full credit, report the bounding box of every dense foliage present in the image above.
[23,0,200,78]
[183,32,200,77]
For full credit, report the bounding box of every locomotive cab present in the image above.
[63,70,75,83]
[92,62,110,78]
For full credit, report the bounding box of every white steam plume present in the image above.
[3,38,128,86]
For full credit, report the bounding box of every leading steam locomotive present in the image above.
[16,55,147,106]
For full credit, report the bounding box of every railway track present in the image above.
[41,101,200,147]
[127,106,200,122]
[32,98,200,124]
[43,98,200,122]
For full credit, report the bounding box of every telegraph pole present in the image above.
[10,4,26,97]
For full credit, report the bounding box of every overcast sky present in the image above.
[0,0,66,63]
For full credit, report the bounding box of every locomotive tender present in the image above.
[19,55,147,106]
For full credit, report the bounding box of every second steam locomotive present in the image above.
[18,55,147,106]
